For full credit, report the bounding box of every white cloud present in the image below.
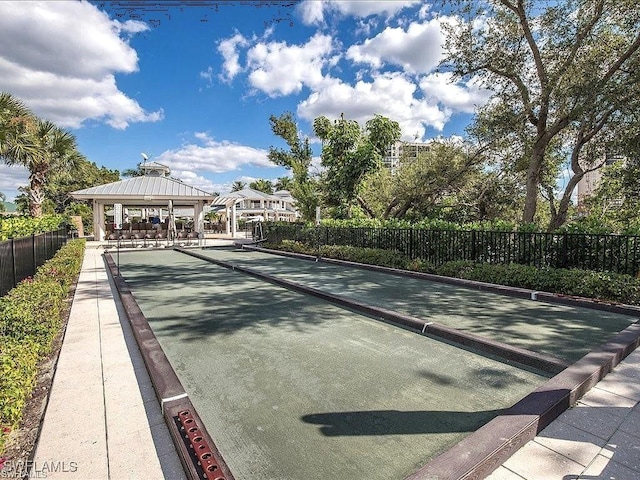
[170,170,219,194]
[217,32,249,83]
[0,1,162,129]
[419,72,492,114]
[298,71,450,140]
[154,133,274,175]
[247,33,335,97]
[347,20,445,74]
[200,66,214,82]
[298,0,422,25]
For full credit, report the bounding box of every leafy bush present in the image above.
[320,244,409,269]
[264,241,640,305]
[0,239,84,452]
[0,215,66,241]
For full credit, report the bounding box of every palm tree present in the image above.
[0,92,34,166]
[121,166,144,177]
[274,176,293,191]
[231,180,246,192]
[25,120,82,216]
[250,179,274,194]
[1,93,82,217]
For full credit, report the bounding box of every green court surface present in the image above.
[193,247,637,363]
[116,249,549,480]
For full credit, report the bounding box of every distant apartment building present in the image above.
[576,154,622,207]
[383,141,431,173]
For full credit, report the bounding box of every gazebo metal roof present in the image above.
[211,187,292,208]
[71,176,215,205]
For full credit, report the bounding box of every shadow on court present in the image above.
[115,253,342,338]
[112,249,553,480]
[302,408,505,436]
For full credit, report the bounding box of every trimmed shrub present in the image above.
[0,239,85,453]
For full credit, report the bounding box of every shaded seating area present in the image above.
[174,222,200,246]
[104,221,200,248]
[105,222,171,247]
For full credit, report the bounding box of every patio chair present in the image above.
[176,230,189,246]
[187,231,199,245]
[154,230,168,247]
[118,229,133,247]
[132,230,146,247]
[106,231,118,247]
[142,229,155,247]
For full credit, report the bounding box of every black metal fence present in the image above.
[0,228,67,296]
[264,224,640,276]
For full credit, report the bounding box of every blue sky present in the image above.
[0,1,491,202]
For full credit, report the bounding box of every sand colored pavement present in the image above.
[31,244,185,479]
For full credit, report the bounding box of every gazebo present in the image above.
[71,162,216,241]
[210,187,299,237]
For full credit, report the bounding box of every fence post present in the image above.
[32,234,37,276]
[471,230,477,261]
[11,238,17,290]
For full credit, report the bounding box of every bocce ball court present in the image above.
[104,246,640,480]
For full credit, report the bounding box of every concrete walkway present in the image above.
[30,241,640,479]
[487,347,640,480]
[32,243,186,479]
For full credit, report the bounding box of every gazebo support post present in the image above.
[194,201,205,245]
[231,203,237,238]
[93,200,106,241]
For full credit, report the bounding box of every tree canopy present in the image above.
[231,180,247,192]
[268,112,319,221]
[1,92,122,223]
[0,92,87,217]
[443,0,640,229]
[313,113,401,217]
[249,179,274,194]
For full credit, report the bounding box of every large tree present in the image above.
[443,0,640,228]
[45,158,119,212]
[1,92,85,217]
[21,120,82,217]
[313,113,401,218]
[359,140,497,221]
[268,112,319,221]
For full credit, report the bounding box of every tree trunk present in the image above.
[393,200,414,219]
[522,146,546,223]
[29,171,46,217]
[547,171,586,231]
[356,195,377,218]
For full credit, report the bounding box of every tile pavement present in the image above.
[487,348,640,480]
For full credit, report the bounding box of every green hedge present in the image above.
[0,239,85,453]
[0,215,66,241]
[269,240,640,305]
